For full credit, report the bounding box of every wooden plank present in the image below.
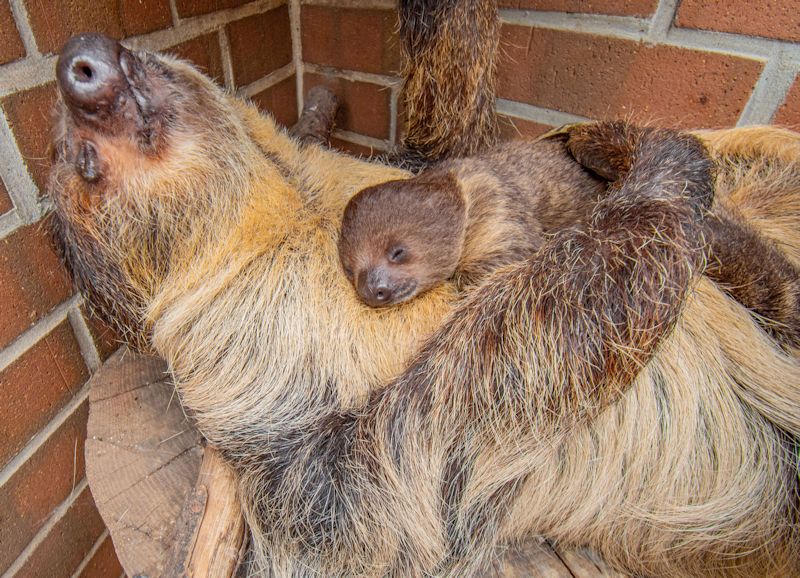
[87,348,167,403]
[85,348,203,578]
[163,447,246,578]
[185,448,246,577]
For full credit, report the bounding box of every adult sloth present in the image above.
[49,29,799,578]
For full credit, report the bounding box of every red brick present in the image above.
[25,0,171,55]
[329,137,377,158]
[305,73,391,140]
[0,321,88,469]
[0,402,88,575]
[78,535,123,578]
[227,6,292,87]
[774,76,800,129]
[498,115,553,140]
[79,306,121,362]
[174,0,251,19]
[301,6,400,75]
[14,484,106,578]
[498,0,656,17]
[0,177,13,215]
[0,218,73,349]
[676,0,800,43]
[498,26,763,129]
[0,1,25,64]
[169,32,225,84]
[251,76,298,128]
[1,82,59,193]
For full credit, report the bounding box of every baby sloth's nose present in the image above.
[369,283,393,306]
[57,34,126,116]
[358,269,395,308]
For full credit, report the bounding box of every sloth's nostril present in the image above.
[73,61,95,82]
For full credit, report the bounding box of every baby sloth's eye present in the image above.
[388,247,407,264]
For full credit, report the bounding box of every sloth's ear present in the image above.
[416,170,467,227]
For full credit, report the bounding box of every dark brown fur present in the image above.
[567,121,800,349]
[398,0,499,166]
[705,208,800,348]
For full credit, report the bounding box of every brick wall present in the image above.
[0,1,295,576]
[1,0,799,576]
[296,0,800,153]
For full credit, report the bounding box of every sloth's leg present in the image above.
[397,0,499,165]
[705,208,800,348]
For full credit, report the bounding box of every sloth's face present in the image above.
[339,178,467,308]
[50,33,252,216]
[340,236,434,308]
[48,34,265,345]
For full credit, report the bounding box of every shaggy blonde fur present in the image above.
[49,44,800,578]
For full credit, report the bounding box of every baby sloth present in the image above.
[339,138,605,307]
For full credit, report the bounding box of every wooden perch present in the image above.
[85,349,204,578]
[85,349,246,578]
[163,447,246,578]
[289,85,340,146]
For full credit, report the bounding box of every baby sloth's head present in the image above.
[339,173,467,307]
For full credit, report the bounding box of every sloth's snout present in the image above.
[57,34,127,116]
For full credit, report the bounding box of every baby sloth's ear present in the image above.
[414,170,467,224]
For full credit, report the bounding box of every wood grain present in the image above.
[85,348,203,577]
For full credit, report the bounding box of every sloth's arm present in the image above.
[566,122,800,349]
[381,125,712,433]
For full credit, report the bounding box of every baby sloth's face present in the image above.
[339,175,466,308]
[343,234,428,307]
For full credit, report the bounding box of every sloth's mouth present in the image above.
[388,280,420,305]
[367,279,419,308]
[55,34,165,182]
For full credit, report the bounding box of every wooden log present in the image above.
[85,348,204,578]
[164,447,246,578]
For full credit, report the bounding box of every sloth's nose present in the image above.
[57,34,127,115]
[357,270,395,308]
[369,283,393,305]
